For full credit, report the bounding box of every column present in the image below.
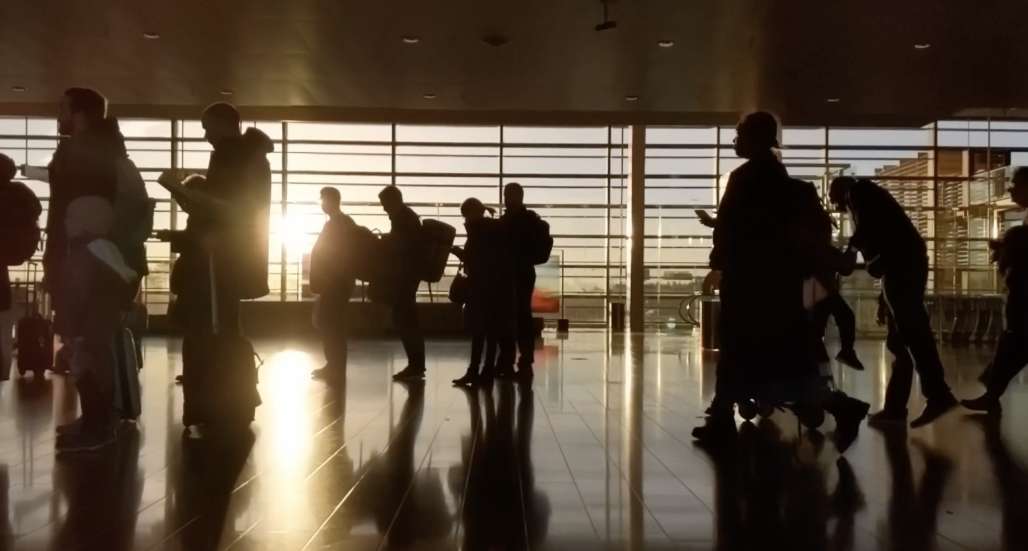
[627,126,646,331]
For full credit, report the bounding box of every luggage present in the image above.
[529,217,554,265]
[420,219,457,283]
[15,282,52,378]
[448,263,470,304]
[112,327,142,420]
[185,257,261,427]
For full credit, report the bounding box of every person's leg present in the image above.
[316,292,349,381]
[963,331,1028,412]
[829,294,864,370]
[883,270,956,427]
[393,280,425,379]
[454,334,484,385]
[515,272,536,374]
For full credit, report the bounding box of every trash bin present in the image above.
[701,296,720,351]
[611,302,626,332]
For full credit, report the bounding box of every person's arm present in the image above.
[709,173,740,269]
[695,209,717,229]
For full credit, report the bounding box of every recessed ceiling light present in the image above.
[11,85,25,93]
[482,34,509,47]
[219,89,234,96]
[625,95,639,102]
[423,93,437,100]
[657,39,675,48]
[143,32,160,40]
[402,36,421,44]
[914,42,932,50]
[826,97,841,103]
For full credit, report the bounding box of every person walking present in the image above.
[830,176,957,428]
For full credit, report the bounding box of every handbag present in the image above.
[448,263,470,304]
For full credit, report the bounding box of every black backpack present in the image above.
[530,217,554,265]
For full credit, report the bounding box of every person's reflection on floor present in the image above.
[50,425,143,549]
[449,384,550,550]
[169,428,256,551]
[0,465,11,549]
[698,419,863,551]
[878,430,952,551]
[967,416,1028,549]
[350,380,451,547]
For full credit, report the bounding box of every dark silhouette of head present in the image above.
[460,197,493,221]
[1011,167,1028,209]
[734,111,779,159]
[378,185,404,214]
[0,153,15,183]
[201,102,242,147]
[504,182,525,210]
[321,186,341,215]
[829,176,859,212]
[59,87,107,136]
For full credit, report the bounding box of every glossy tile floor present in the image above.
[0,330,1026,551]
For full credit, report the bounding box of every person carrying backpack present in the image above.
[500,182,552,384]
[0,153,43,379]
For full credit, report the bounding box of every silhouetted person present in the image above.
[695,112,867,448]
[452,198,516,387]
[159,102,273,433]
[309,186,358,384]
[831,176,957,428]
[963,167,1028,413]
[500,182,545,383]
[379,185,427,381]
[697,205,863,371]
[57,197,139,453]
[43,88,122,375]
[0,154,41,379]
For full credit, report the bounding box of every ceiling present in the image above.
[0,0,1025,125]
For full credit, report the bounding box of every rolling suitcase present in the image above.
[15,281,52,378]
[112,327,142,421]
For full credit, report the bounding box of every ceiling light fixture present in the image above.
[11,85,26,93]
[219,89,234,96]
[401,35,420,44]
[482,34,509,47]
[423,93,437,100]
[657,39,675,48]
[826,97,841,103]
[143,32,160,40]
[625,95,639,102]
[914,42,932,50]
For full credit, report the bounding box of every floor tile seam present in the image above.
[535,391,604,541]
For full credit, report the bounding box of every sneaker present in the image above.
[832,397,870,453]
[392,366,425,381]
[56,417,86,436]
[835,349,865,371]
[691,416,737,445]
[961,394,1002,414]
[452,368,479,387]
[56,429,115,454]
[868,409,908,429]
[910,395,958,428]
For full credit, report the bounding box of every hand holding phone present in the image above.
[695,209,716,228]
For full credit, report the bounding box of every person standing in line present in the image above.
[43,88,122,375]
[500,182,545,383]
[309,186,357,384]
[379,185,427,381]
[962,167,1028,413]
[830,176,957,428]
[159,102,273,433]
[0,154,43,380]
[451,197,515,386]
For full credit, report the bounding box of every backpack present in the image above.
[530,217,554,265]
[420,219,457,283]
[0,182,43,266]
[112,157,154,276]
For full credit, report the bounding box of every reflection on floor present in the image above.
[0,331,1025,550]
